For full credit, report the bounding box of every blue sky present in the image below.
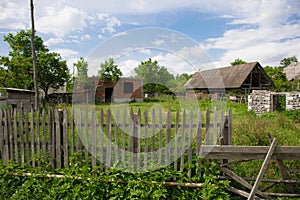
[0,0,300,76]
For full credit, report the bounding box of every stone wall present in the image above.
[248,90,300,114]
[286,92,300,110]
[248,90,272,115]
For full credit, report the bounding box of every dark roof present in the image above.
[185,62,272,89]
[284,62,300,81]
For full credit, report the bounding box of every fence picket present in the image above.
[13,108,19,163]
[180,110,186,172]
[188,110,193,177]
[166,109,171,165]
[76,108,82,166]
[196,110,202,176]
[25,108,30,165]
[0,109,3,160]
[92,110,96,168]
[99,109,104,171]
[173,110,179,175]
[55,109,61,168]
[84,108,89,165]
[42,108,47,162]
[8,109,13,161]
[121,108,126,162]
[3,109,9,162]
[144,110,149,167]
[114,109,119,161]
[106,109,112,171]
[205,109,210,145]
[20,107,25,164]
[63,109,69,167]
[36,109,41,166]
[158,109,163,164]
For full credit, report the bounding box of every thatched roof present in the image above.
[185,62,272,90]
[284,62,300,81]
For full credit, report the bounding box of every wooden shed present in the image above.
[0,88,35,108]
[184,62,274,99]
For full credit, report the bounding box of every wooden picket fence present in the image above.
[0,106,231,173]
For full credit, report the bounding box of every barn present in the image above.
[184,62,274,100]
[0,88,35,108]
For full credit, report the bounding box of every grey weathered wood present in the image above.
[227,186,260,200]
[228,109,232,145]
[55,109,61,168]
[205,109,210,145]
[20,107,25,164]
[36,109,40,166]
[144,110,149,167]
[248,139,277,200]
[25,108,30,165]
[151,108,156,160]
[196,110,202,176]
[30,107,35,167]
[70,108,74,154]
[114,108,119,161]
[99,109,104,171]
[129,109,134,154]
[188,110,193,177]
[84,108,89,165]
[213,108,217,144]
[14,109,19,162]
[0,109,3,160]
[121,108,126,162]
[42,108,47,162]
[221,167,272,199]
[136,109,141,169]
[92,110,96,168]
[180,110,186,172]
[8,109,13,161]
[48,108,54,168]
[158,109,163,164]
[201,145,300,160]
[63,109,69,167]
[3,109,9,162]
[173,110,179,173]
[106,109,112,170]
[166,109,171,165]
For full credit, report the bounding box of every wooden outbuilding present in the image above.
[184,62,274,99]
[0,88,35,108]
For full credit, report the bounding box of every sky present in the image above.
[0,0,300,76]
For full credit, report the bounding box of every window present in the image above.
[124,82,133,93]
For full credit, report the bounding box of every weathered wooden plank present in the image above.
[221,167,272,199]
[25,108,30,165]
[205,109,210,145]
[63,109,69,167]
[158,109,163,164]
[42,108,47,162]
[55,109,61,168]
[106,109,112,170]
[248,139,277,200]
[2,109,9,162]
[136,109,141,169]
[13,108,19,163]
[20,107,25,164]
[92,109,97,168]
[188,110,193,177]
[180,110,186,172]
[8,109,13,161]
[84,108,89,165]
[173,110,179,174]
[151,108,156,160]
[144,110,149,167]
[70,108,75,154]
[121,108,126,162]
[166,109,171,165]
[228,109,232,145]
[213,108,217,144]
[36,110,41,166]
[227,186,260,200]
[114,108,119,161]
[201,145,300,160]
[0,109,3,160]
[196,110,202,176]
[99,109,104,171]
[30,108,35,167]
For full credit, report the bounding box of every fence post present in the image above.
[220,112,232,165]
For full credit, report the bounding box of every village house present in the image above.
[184,62,274,100]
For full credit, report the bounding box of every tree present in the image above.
[134,58,174,95]
[264,66,291,92]
[172,73,192,94]
[280,56,298,67]
[0,30,70,101]
[98,58,122,82]
[37,52,70,100]
[230,58,247,66]
[74,57,89,88]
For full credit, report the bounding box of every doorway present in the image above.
[105,87,113,103]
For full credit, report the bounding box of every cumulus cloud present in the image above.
[36,6,88,36]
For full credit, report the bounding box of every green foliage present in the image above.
[264,66,291,92]
[98,58,123,83]
[0,157,229,200]
[280,56,298,67]
[0,29,70,98]
[134,58,175,95]
[230,58,247,66]
[74,57,89,87]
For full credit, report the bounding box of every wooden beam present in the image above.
[227,186,260,200]
[201,145,300,160]
[248,139,277,200]
[220,167,272,199]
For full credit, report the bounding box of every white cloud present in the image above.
[0,0,28,29]
[45,37,65,46]
[152,39,165,47]
[97,13,121,33]
[36,6,88,36]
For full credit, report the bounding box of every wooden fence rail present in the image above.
[0,107,231,172]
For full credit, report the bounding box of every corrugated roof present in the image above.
[185,62,264,89]
[284,62,300,81]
